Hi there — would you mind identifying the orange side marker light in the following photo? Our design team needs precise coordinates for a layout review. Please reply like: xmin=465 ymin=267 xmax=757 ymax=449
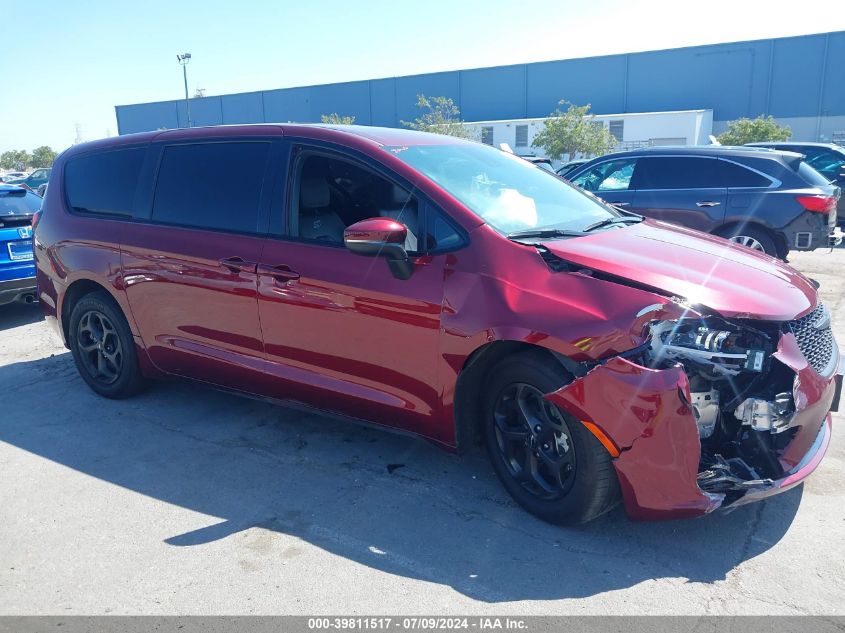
xmin=581 ymin=420 xmax=621 ymax=458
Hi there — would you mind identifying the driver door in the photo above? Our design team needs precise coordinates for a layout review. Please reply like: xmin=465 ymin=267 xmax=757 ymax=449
xmin=255 ymin=145 xmax=452 ymax=441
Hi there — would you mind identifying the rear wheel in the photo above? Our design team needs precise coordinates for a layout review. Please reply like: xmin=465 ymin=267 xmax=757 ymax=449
xmin=482 ymin=352 xmax=620 ymax=525
xmin=69 ymin=291 xmax=146 ymax=398
xmin=717 ymin=225 xmax=779 ymax=257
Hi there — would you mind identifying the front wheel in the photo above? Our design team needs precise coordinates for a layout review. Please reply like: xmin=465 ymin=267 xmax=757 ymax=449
xmin=68 ymin=291 xmax=147 ymax=399
xmin=483 ymin=352 xmax=620 ymax=525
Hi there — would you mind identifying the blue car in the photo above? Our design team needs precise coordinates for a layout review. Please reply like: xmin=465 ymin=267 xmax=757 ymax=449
xmin=0 ymin=184 xmax=40 ymax=306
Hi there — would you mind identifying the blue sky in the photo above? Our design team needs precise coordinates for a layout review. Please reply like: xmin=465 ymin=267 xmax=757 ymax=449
xmin=2 ymin=0 xmax=844 ymax=153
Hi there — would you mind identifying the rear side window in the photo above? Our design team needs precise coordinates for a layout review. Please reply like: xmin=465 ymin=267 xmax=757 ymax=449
xmin=716 ymin=160 xmax=772 ymax=188
xmin=152 ymin=142 xmax=270 ymax=233
xmin=634 ymin=157 xmax=719 ymax=190
xmin=65 ymin=148 xmax=145 ymax=215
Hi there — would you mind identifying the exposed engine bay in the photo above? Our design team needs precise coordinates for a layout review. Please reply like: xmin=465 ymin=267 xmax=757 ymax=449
xmin=638 ymin=315 xmax=801 ymax=501
xmin=536 ymin=246 xmax=837 ymax=518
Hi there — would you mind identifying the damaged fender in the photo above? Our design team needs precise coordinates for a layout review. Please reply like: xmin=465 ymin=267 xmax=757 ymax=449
xmin=545 ymin=357 xmax=724 ymax=520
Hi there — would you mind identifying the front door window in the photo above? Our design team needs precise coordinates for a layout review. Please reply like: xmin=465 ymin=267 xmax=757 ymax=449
xmin=292 ymin=153 xmax=421 ymax=253
xmin=254 ymin=147 xmax=449 ymax=439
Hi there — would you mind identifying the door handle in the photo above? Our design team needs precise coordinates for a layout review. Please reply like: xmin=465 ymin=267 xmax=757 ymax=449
xmin=219 ymin=256 xmax=257 ymax=273
xmin=609 ymin=201 xmax=630 ymax=206
xmin=696 ymin=201 xmax=721 ymax=207
xmin=257 ymin=263 xmax=300 ymax=283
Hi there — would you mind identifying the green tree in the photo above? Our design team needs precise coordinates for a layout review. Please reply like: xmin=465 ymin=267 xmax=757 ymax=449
xmin=717 ymin=115 xmax=791 ymax=145
xmin=401 ymin=94 xmax=474 ymax=139
xmin=0 ymin=149 xmax=32 ymax=171
xmin=531 ymin=101 xmax=616 ymax=160
xmin=320 ymin=113 xmax=356 ymax=125
xmin=30 ymin=146 xmax=57 ymax=168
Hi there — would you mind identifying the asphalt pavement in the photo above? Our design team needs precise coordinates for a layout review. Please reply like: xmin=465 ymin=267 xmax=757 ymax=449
xmin=0 ymin=249 xmax=843 ymax=615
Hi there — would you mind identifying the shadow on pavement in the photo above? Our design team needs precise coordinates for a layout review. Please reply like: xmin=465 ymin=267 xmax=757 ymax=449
xmin=0 ymin=302 xmax=43 ymax=331
xmin=0 ymin=352 xmax=803 ymax=603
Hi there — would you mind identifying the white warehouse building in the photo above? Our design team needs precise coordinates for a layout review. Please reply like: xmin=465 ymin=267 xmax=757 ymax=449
xmin=462 ymin=109 xmax=714 ymax=165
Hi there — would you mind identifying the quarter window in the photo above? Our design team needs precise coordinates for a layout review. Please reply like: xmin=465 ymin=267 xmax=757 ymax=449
xmin=424 ymin=209 xmax=464 ymax=252
xmin=65 ymin=147 xmax=146 ymax=216
xmin=152 ymin=142 xmax=270 ymax=233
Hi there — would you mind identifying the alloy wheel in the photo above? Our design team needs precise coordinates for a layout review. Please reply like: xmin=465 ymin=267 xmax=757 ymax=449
xmin=492 ymin=383 xmax=576 ymax=499
xmin=729 ymin=235 xmax=765 ymax=252
xmin=76 ymin=310 xmax=123 ymax=385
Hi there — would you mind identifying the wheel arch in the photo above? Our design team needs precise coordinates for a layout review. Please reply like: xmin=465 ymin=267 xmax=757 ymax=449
xmin=713 ymin=220 xmax=787 ymax=259
xmin=60 ymin=278 xmax=125 ymax=347
xmin=453 ymin=340 xmax=576 ymax=454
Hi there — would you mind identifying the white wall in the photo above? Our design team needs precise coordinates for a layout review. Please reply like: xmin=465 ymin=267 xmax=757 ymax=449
xmin=462 ymin=110 xmax=714 ymax=165
xmin=712 ymin=115 xmax=845 ymax=144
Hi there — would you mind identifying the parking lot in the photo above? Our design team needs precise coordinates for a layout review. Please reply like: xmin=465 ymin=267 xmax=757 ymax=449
xmin=0 ymin=247 xmax=842 ymax=616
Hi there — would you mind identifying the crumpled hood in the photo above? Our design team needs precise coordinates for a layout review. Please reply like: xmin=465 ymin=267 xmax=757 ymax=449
xmin=540 ymin=219 xmax=816 ymax=321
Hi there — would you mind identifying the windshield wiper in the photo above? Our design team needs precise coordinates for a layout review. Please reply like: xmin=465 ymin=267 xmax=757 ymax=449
xmin=582 ymin=215 xmax=643 ymax=232
xmin=507 ymin=228 xmax=585 ymax=241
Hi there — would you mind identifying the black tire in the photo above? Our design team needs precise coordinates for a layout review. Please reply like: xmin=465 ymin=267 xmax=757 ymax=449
xmin=68 ymin=291 xmax=147 ymax=399
xmin=482 ymin=351 xmax=620 ymax=525
xmin=716 ymin=225 xmax=779 ymax=258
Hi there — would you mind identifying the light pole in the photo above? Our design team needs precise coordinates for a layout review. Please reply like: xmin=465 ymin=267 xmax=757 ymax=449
xmin=176 ymin=53 xmax=192 ymax=128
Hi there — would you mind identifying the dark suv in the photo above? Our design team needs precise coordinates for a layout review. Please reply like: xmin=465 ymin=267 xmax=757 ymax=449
xmin=747 ymin=142 xmax=845 ymax=227
xmin=566 ymin=146 xmax=840 ymax=258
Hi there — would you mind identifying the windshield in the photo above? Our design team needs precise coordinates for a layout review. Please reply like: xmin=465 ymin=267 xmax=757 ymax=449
xmin=805 ymin=150 xmax=845 ymax=179
xmin=384 ymin=143 xmax=616 ymax=234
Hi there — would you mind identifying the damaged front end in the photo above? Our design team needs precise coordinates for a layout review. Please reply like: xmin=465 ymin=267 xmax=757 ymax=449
xmin=547 ymin=304 xmax=840 ymax=520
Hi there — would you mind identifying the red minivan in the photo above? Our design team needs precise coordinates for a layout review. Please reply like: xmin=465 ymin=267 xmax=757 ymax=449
xmin=34 ymin=125 xmax=841 ymax=524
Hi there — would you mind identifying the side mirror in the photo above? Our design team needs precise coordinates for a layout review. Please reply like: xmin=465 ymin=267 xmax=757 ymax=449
xmin=344 ymin=217 xmax=412 ymax=280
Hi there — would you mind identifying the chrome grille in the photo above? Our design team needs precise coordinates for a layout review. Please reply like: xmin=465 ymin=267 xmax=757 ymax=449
xmin=788 ymin=303 xmax=835 ymax=375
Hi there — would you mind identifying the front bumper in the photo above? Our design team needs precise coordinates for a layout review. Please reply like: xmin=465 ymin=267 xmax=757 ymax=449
xmin=545 ymin=336 xmax=838 ymax=521
xmin=728 ymin=414 xmax=831 ymax=508
xmin=0 ymin=276 xmax=37 ymax=306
